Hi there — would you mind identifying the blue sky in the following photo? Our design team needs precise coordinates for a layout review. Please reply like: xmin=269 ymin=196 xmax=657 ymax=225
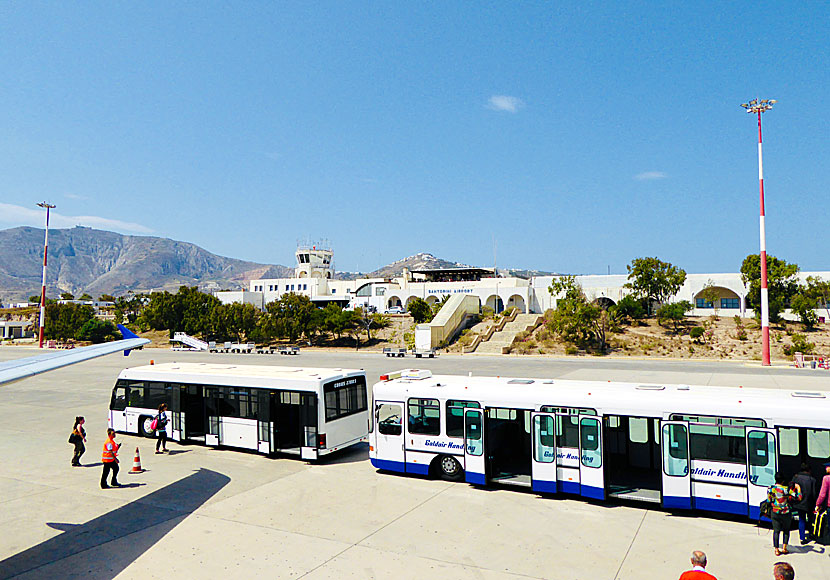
xmin=1 ymin=3 xmax=828 ymax=275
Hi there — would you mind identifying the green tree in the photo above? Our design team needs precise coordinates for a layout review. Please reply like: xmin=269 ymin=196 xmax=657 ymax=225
xmin=740 ymin=254 xmax=799 ymax=323
xmin=546 ymin=276 xmax=609 ymax=351
xmin=624 ymin=257 xmax=687 ymax=315
xmin=266 ymin=293 xmax=316 ymax=343
xmin=613 ymin=295 xmax=646 ymax=323
xmin=656 ymin=300 xmax=693 ymax=334
xmin=60 ymin=292 xmax=75 ymax=300
xmin=76 ymin=319 xmax=118 ymax=343
xmin=98 ymin=294 xmax=116 ymax=302
xmin=321 ymin=303 xmax=356 ymax=340
xmin=139 ymin=286 xmax=220 ymax=338
xmin=790 ymin=292 xmax=819 ymax=330
xmin=45 ymin=302 xmax=95 ymax=341
xmin=408 ymin=298 xmax=433 ymax=324
xmin=699 ymin=281 xmax=721 ymax=318
xmin=79 ymin=293 xmax=93 ymax=301
xmin=212 ymin=302 xmax=260 ymax=342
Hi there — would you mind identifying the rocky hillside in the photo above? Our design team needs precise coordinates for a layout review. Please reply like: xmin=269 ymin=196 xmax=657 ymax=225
xmin=366 ymin=252 xmax=470 ymax=279
xmin=0 ymin=226 xmax=292 ymax=300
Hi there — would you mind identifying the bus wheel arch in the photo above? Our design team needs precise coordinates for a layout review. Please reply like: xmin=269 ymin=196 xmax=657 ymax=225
xmin=432 ymin=454 xmax=463 ymax=481
xmin=139 ymin=415 xmax=155 ymax=437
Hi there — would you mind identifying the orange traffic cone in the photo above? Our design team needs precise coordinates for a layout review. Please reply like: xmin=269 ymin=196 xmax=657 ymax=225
xmin=130 ymin=447 xmax=144 ymax=473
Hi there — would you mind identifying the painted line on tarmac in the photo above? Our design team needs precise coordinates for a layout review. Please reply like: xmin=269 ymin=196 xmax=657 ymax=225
xmin=613 ymin=508 xmax=649 ymax=580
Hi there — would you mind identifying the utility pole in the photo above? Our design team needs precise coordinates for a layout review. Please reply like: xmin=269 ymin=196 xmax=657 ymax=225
xmin=36 ymin=202 xmax=56 ymax=348
xmin=740 ymin=98 xmax=776 ymax=366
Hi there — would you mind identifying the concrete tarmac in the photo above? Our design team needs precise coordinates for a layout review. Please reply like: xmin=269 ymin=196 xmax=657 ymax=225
xmin=1 ymin=347 xmax=829 ymax=579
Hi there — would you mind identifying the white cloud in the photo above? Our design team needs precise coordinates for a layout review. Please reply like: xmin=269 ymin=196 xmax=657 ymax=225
xmin=487 ymin=95 xmax=524 ymax=113
xmin=64 ymin=193 xmax=88 ymax=200
xmin=634 ymin=171 xmax=667 ymax=181
xmin=0 ymin=203 xmax=153 ymax=234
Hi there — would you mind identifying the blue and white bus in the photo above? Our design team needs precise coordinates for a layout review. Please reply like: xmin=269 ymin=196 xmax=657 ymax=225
xmin=370 ymin=369 xmax=830 ymax=519
xmin=109 ymin=362 xmax=368 ymax=460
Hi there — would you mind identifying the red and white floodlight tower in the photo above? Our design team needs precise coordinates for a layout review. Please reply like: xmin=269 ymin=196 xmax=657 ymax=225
xmin=740 ymin=98 xmax=776 ymax=366
xmin=36 ymin=202 xmax=55 ymax=348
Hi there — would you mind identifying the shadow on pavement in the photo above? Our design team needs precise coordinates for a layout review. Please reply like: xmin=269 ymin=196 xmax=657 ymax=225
xmin=318 ymin=442 xmax=369 ymax=465
xmin=0 ymin=468 xmax=230 ymax=579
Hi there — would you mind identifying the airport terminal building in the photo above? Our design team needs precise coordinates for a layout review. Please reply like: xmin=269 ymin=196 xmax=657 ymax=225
xmin=215 ymin=246 xmax=830 ymax=322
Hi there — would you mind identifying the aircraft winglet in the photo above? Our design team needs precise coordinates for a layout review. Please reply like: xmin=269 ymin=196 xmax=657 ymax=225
xmin=117 ymin=324 xmax=140 ymax=340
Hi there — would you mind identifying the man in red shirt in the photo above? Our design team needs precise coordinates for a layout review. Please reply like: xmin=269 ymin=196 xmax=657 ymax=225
xmin=678 ymin=551 xmax=717 ymax=580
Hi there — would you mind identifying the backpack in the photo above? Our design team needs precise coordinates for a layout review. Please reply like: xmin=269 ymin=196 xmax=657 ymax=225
xmin=150 ymin=417 xmax=158 ymax=431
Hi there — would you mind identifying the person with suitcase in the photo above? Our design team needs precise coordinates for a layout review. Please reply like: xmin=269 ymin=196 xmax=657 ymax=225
xmin=791 ymin=463 xmax=817 ymax=544
xmin=814 ymin=462 xmax=830 ymax=544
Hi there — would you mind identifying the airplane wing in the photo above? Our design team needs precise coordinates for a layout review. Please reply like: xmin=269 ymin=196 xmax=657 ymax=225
xmin=0 ymin=324 xmax=150 ymax=386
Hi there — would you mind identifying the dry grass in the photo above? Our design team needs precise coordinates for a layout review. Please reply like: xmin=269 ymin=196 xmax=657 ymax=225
xmin=511 ymin=315 xmax=830 ymax=361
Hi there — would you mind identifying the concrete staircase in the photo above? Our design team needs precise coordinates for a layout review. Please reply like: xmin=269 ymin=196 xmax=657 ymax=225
xmin=475 ymin=314 xmax=543 ymax=354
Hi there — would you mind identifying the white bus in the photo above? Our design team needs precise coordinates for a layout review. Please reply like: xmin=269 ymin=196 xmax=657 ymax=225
xmin=369 ymin=369 xmax=830 ymax=519
xmin=109 ymin=363 xmax=368 ymax=460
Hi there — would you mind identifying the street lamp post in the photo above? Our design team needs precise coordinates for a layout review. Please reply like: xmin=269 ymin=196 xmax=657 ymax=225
xmin=36 ymin=202 xmax=56 ymax=348
xmin=740 ymin=98 xmax=776 ymax=366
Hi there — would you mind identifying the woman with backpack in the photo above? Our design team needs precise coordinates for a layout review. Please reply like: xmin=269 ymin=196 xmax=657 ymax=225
xmin=768 ymin=471 xmax=802 ymax=556
xmin=69 ymin=416 xmax=86 ymax=466
xmin=155 ymin=403 xmax=169 ymax=453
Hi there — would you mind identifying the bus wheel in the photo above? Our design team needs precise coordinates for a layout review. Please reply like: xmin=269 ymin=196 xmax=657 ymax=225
xmin=438 ymin=455 xmax=462 ymax=481
xmin=139 ymin=415 xmax=154 ymax=437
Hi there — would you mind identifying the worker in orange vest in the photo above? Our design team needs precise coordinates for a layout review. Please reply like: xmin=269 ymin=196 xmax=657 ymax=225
xmin=100 ymin=428 xmax=122 ymax=489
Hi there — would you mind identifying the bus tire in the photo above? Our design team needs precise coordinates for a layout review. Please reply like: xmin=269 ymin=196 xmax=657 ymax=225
xmin=139 ymin=415 xmax=155 ymax=437
xmin=437 ymin=455 xmax=463 ymax=481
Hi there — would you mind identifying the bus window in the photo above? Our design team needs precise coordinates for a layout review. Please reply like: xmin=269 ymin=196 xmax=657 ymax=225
xmin=147 ymin=382 xmax=173 ymax=410
xmin=808 ymin=430 xmax=830 ymax=458
xmin=556 ymin=415 xmax=580 ymax=448
xmin=534 ymin=414 xmax=555 ymax=463
xmin=672 ymin=414 xmax=765 ymax=464
xmin=446 ymin=400 xmax=480 ymax=438
xmin=748 ymin=431 xmax=775 ymax=486
xmin=377 ymin=404 xmax=402 ymax=436
xmin=629 ymin=418 xmax=649 ymax=444
xmin=465 ymin=410 xmax=483 ymax=456
xmin=324 ymin=377 xmax=368 ymax=421
xmin=128 ymin=383 xmax=145 ymax=407
xmin=580 ymin=417 xmax=602 ymax=468
xmin=778 ymin=428 xmax=799 ymax=457
xmin=111 ymin=385 xmax=128 ymax=411
xmin=408 ymin=398 xmax=440 ymax=435
xmin=662 ymin=423 xmax=688 ymax=476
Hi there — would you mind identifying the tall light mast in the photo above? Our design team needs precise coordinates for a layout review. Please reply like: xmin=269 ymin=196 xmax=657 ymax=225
xmin=740 ymin=98 xmax=776 ymax=366
xmin=36 ymin=202 xmax=56 ymax=348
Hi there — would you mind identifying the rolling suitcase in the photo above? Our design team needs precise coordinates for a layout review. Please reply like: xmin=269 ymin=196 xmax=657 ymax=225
xmin=813 ymin=509 xmax=830 ymax=545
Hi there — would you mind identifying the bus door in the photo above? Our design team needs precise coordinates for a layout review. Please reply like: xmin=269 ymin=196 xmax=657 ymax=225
xmin=660 ymin=421 xmax=692 ymax=509
xmin=531 ymin=412 xmax=557 ymax=494
xmin=578 ymin=415 xmax=605 ymax=500
xmin=463 ymin=408 xmax=486 ymax=485
xmin=374 ymin=401 xmax=405 ymax=472
xmin=204 ymin=387 xmax=220 ymax=446
xmin=109 ymin=384 xmax=128 ymax=432
xmin=746 ymin=428 xmax=777 ymax=519
xmin=299 ymin=393 xmax=318 ymax=461
xmin=169 ymin=384 xmax=182 ymax=442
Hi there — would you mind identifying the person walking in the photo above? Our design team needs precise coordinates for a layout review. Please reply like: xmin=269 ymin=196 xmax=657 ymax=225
xmin=155 ymin=403 xmax=169 ymax=453
xmin=100 ymin=428 xmax=121 ymax=489
xmin=768 ymin=471 xmax=802 ymax=556
xmin=791 ymin=463 xmax=817 ymax=544
xmin=773 ymin=561 xmax=795 ymax=580
xmin=69 ymin=416 xmax=86 ymax=466
xmin=678 ymin=550 xmax=717 ymax=580
xmin=815 ymin=462 xmax=830 ymax=512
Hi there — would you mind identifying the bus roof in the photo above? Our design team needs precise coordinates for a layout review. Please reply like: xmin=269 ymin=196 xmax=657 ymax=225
xmin=118 ymin=362 xmax=364 ymax=389
xmin=373 ymin=371 xmax=830 ymax=429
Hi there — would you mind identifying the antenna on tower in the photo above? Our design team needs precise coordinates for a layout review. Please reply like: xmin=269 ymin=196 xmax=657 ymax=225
xmin=493 ymin=234 xmax=497 ymax=277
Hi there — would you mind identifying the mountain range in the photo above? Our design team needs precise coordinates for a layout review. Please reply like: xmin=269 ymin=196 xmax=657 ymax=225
xmin=0 ymin=227 xmax=553 ymax=302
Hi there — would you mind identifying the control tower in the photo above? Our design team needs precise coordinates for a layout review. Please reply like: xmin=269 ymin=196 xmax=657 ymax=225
xmin=295 ymin=243 xmax=333 ymax=279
